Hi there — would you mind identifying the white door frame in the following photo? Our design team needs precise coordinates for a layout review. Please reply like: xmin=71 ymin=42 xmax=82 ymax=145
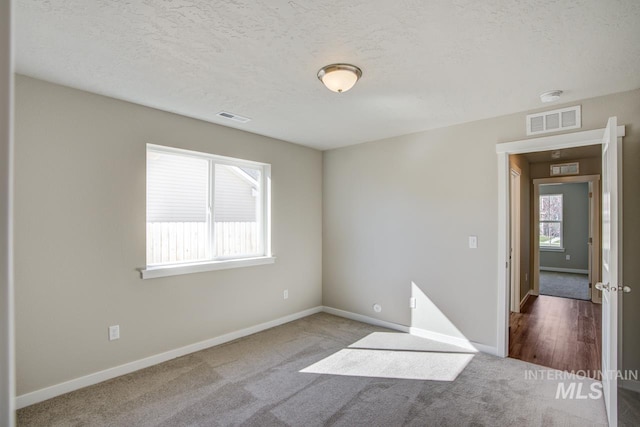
xmin=532 ymin=175 xmax=601 ymax=303
xmin=1 ymin=0 xmax=15 ymax=425
xmin=495 ymin=126 xmax=625 ymax=358
xmin=0 ymin=0 xmax=15 ymax=426
xmin=509 ymin=166 xmax=521 ymax=312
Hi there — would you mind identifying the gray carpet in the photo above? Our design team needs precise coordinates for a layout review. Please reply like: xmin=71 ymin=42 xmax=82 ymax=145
xmin=17 ymin=313 xmax=608 ymax=426
xmin=540 ymin=271 xmax=590 ymax=300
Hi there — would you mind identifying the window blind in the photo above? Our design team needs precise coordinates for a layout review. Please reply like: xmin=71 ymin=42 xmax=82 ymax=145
xmin=146 ymin=150 xmax=209 ymax=222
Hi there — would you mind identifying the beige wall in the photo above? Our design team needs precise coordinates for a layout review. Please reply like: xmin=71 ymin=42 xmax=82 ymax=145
xmin=14 ymin=76 xmax=323 ymax=395
xmin=323 ymin=89 xmax=640 ymax=373
xmin=1 ymin=0 xmax=15 ymax=424
xmin=323 ymin=117 xmax=505 ymax=346
xmin=509 ymin=154 xmax=531 ymax=304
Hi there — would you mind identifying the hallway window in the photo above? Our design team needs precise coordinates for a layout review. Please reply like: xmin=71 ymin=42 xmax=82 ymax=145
xmin=539 ymin=194 xmax=563 ymax=248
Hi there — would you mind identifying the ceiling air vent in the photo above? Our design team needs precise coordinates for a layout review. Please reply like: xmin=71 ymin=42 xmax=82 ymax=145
xmin=526 ymin=105 xmax=581 ymax=136
xmin=550 ymin=162 xmax=579 ymax=176
xmin=216 ymin=111 xmax=251 ymax=123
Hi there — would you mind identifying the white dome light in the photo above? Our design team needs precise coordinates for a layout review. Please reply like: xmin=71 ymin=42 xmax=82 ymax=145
xmin=317 ymin=64 xmax=362 ymax=93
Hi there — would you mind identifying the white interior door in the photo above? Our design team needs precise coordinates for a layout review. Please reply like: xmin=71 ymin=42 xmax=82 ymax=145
xmin=598 ymin=116 xmax=619 ymax=426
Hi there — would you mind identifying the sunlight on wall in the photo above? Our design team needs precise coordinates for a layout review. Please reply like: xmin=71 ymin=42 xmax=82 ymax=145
xmin=410 ymin=281 xmax=477 ymax=352
xmin=300 ymin=284 xmax=484 ymax=381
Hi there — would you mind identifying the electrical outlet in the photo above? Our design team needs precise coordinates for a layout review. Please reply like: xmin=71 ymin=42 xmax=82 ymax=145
xmin=283 ymin=289 xmax=288 ymax=300
xmin=409 ymin=297 xmax=417 ymax=309
xmin=566 ymin=254 xmax=571 ymax=260
xmin=469 ymin=235 xmax=478 ymax=249
xmin=108 ymin=325 xmax=120 ymax=341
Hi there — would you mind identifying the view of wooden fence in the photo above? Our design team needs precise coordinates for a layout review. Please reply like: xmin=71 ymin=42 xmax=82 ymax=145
xmin=146 ymin=221 xmax=258 ymax=265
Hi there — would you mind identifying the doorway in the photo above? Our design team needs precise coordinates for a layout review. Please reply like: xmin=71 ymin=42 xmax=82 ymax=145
xmin=533 ymin=176 xmax=601 ymax=305
xmin=496 ymin=120 xmax=625 ymax=426
xmin=507 ymin=149 xmax=603 ymax=376
xmin=496 ymin=125 xmax=625 ymax=362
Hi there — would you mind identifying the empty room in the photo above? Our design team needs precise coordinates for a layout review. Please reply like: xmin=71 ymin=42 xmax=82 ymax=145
xmin=1 ymin=1 xmax=640 ymax=426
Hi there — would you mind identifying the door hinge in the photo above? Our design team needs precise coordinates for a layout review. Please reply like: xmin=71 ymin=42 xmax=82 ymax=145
xmin=589 ymin=283 xmax=592 ymax=288
xmin=506 ymin=261 xmax=509 ymax=269
xmin=589 ymin=192 xmax=593 ymax=198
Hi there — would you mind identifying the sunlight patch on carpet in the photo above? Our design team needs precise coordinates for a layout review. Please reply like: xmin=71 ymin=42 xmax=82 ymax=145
xmin=300 ymin=349 xmax=474 ymax=381
xmin=348 ymin=332 xmax=477 ymax=353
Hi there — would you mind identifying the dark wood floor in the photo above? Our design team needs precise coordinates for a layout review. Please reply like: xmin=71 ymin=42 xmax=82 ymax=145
xmin=509 ymin=295 xmax=602 ymax=378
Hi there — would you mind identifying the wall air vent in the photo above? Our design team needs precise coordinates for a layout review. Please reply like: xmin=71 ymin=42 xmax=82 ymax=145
xmin=216 ymin=111 xmax=251 ymax=123
xmin=550 ymin=162 xmax=579 ymax=176
xmin=526 ymin=105 xmax=581 ymax=136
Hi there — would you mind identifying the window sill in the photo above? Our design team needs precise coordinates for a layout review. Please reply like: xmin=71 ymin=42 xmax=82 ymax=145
xmin=540 ymin=247 xmax=565 ymax=252
xmin=139 ymin=256 xmax=276 ymax=279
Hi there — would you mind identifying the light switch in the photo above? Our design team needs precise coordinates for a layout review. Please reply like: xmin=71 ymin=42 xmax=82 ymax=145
xmin=108 ymin=325 xmax=120 ymax=341
xmin=469 ymin=235 xmax=478 ymax=249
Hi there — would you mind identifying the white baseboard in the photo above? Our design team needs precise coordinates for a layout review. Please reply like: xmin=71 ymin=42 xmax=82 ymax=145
xmin=321 ymin=306 xmax=410 ymax=333
xmin=16 ymin=306 xmax=323 ymax=409
xmin=467 ymin=341 xmax=499 ymax=356
xmin=321 ymin=306 xmax=499 ymax=356
xmin=408 ymin=327 xmax=476 ymax=352
xmin=520 ymin=290 xmax=533 ymax=310
xmin=621 ymin=379 xmax=640 ymax=394
xmin=539 ymin=267 xmax=588 ymax=274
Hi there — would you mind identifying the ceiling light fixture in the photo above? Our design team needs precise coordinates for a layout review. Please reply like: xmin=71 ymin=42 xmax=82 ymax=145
xmin=317 ymin=63 xmax=362 ymax=93
xmin=540 ymin=90 xmax=563 ymax=103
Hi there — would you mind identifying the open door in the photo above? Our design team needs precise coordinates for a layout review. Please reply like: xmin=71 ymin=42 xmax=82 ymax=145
xmin=597 ymin=116 xmax=620 ymax=426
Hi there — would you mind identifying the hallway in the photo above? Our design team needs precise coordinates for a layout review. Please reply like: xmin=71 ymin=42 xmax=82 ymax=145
xmin=539 ymin=271 xmax=590 ymax=300
xmin=509 ymin=295 xmax=601 ymax=378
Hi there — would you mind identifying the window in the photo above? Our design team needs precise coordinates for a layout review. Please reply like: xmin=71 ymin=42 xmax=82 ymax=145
xmin=539 ymin=194 xmax=563 ymax=249
xmin=142 ymin=144 xmax=272 ymax=278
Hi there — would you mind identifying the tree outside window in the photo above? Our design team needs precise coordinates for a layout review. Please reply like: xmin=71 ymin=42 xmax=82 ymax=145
xmin=540 ymin=194 xmax=563 ymax=248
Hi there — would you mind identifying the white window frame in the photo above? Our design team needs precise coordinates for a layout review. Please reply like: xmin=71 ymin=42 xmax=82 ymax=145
xmin=539 ymin=193 xmax=564 ymax=251
xmin=140 ymin=144 xmax=273 ymax=279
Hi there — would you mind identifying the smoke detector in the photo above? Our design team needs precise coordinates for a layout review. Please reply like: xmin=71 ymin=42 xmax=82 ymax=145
xmin=540 ymin=90 xmax=563 ymax=103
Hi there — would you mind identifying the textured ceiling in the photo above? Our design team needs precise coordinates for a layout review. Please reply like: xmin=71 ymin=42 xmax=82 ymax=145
xmin=15 ymin=0 xmax=640 ymax=150
xmin=522 ymin=145 xmax=601 ymax=164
